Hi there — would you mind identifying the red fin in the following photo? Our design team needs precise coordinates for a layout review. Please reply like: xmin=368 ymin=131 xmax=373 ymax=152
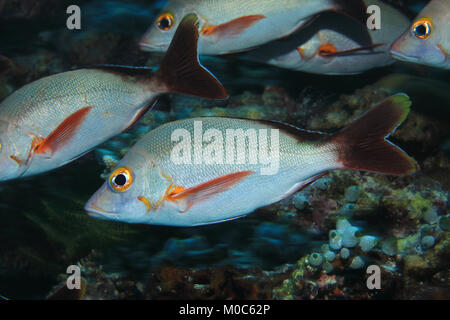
xmin=319 ymin=43 xmax=385 ymax=57
xmin=317 ymin=43 xmax=338 ymax=57
xmin=332 ymin=94 xmax=418 ymax=175
xmin=34 ymin=106 xmax=93 ymax=155
xmin=201 ymin=15 xmax=266 ymax=38
xmin=167 ymin=171 xmax=254 ymax=212
xmin=157 ymin=13 xmax=228 ymax=100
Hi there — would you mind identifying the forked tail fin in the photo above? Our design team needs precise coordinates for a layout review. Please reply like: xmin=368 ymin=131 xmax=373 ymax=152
xmin=331 ymin=94 xmax=418 ymax=175
xmin=157 ymin=13 xmax=228 ymax=100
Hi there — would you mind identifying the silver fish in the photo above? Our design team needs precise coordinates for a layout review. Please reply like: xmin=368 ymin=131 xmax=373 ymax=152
xmin=243 ymin=0 xmax=410 ymax=75
xmin=0 ymin=14 xmax=227 ymax=182
xmin=391 ymin=0 xmax=450 ymax=70
xmin=140 ymin=0 xmax=369 ymax=55
xmin=85 ymin=94 xmax=418 ymax=226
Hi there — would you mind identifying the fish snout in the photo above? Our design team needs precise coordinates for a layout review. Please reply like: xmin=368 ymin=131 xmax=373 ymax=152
xmin=390 ymin=37 xmax=421 ymax=63
xmin=138 ymin=37 xmax=168 ymax=52
xmin=84 ymin=184 xmax=121 ymax=220
xmin=390 ymin=49 xmax=420 ymax=63
xmin=84 ymin=202 xmax=113 ymax=220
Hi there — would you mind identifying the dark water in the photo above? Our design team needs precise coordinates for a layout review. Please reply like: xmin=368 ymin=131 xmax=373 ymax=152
xmin=0 ymin=0 xmax=448 ymax=300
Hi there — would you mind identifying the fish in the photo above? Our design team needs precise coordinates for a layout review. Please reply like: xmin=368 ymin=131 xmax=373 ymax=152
xmin=242 ymin=0 xmax=410 ymax=75
xmin=390 ymin=0 xmax=450 ymax=70
xmin=85 ymin=94 xmax=418 ymax=227
xmin=139 ymin=0 xmax=369 ymax=55
xmin=0 ymin=14 xmax=227 ymax=182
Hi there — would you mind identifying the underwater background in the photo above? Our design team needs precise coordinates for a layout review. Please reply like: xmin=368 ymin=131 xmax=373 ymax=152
xmin=0 ymin=0 xmax=448 ymax=300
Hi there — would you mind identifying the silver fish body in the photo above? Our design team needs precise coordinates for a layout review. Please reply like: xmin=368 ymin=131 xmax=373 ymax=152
xmin=140 ymin=0 xmax=368 ymax=55
xmin=244 ymin=0 xmax=410 ymax=75
xmin=0 ymin=69 xmax=156 ymax=180
xmin=391 ymin=0 xmax=450 ymax=69
xmin=86 ymin=94 xmax=418 ymax=226
xmin=0 ymin=14 xmax=227 ymax=182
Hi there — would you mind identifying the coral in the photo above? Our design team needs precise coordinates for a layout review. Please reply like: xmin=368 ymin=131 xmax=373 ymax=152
xmin=339 ymin=248 xmax=350 ymax=260
xmin=349 ymin=256 xmax=365 ymax=269
xmin=47 ymin=250 xmax=293 ymax=300
xmin=359 ymin=236 xmax=378 ymax=252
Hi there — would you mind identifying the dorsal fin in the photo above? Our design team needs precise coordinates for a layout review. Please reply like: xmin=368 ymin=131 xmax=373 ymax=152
xmin=253 ymin=119 xmax=330 ymax=141
xmin=156 ymin=13 xmax=228 ymax=100
xmin=92 ymin=65 xmax=154 ymax=80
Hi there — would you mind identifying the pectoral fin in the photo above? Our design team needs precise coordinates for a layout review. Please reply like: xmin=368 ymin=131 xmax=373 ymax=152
xmin=33 ymin=106 xmax=93 ymax=156
xmin=166 ymin=171 xmax=254 ymax=213
xmin=319 ymin=43 xmax=384 ymax=57
xmin=201 ymin=15 xmax=266 ymax=39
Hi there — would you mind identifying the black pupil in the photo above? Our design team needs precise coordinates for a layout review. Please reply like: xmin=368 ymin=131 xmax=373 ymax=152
xmin=159 ymin=17 xmax=170 ymax=29
xmin=114 ymin=174 xmax=127 ymax=186
xmin=415 ymin=24 xmax=427 ymax=36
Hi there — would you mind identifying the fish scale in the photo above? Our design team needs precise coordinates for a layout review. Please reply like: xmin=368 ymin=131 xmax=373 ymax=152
xmin=85 ymin=94 xmax=418 ymax=226
xmin=140 ymin=0 xmax=368 ymax=55
xmin=0 ymin=14 xmax=227 ymax=181
xmin=137 ymin=117 xmax=336 ymax=189
xmin=0 ymin=69 xmax=149 ymax=132
xmin=244 ymin=0 xmax=410 ymax=75
xmin=0 ymin=69 xmax=157 ymax=178
xmin=391 ymin=0 xmax=450 ymax=70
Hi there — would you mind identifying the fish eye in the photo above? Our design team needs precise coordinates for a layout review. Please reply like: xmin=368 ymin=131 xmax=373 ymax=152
xmin=412 ymin=18 xmax=432 ymax=39
xmin=109 ymin=167 xmax=133 ymax=192
xmin=156 ymin=12 xmax=174 ymax=31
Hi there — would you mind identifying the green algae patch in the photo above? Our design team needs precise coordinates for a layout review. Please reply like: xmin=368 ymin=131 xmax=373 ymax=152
xmin=382 ymin=190 xmax=435 ymax=220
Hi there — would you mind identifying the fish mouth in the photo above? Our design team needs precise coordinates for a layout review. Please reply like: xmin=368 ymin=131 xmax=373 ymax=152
xmin=390 ymin=50 xmax=420 ymax=62
xmin=138 ymin=41 xmax=167 ymax=52
xmin=84 ymin=203 xmax=119 ymax=219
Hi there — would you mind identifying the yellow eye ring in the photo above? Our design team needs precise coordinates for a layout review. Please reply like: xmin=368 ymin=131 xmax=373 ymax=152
xmin=156 ymin=12 xmax=175 ymax=31
xmin=412 ymin=18 xmax=432 ymax=39
xmin=109 ymin=167 xmax=133 ymax=192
